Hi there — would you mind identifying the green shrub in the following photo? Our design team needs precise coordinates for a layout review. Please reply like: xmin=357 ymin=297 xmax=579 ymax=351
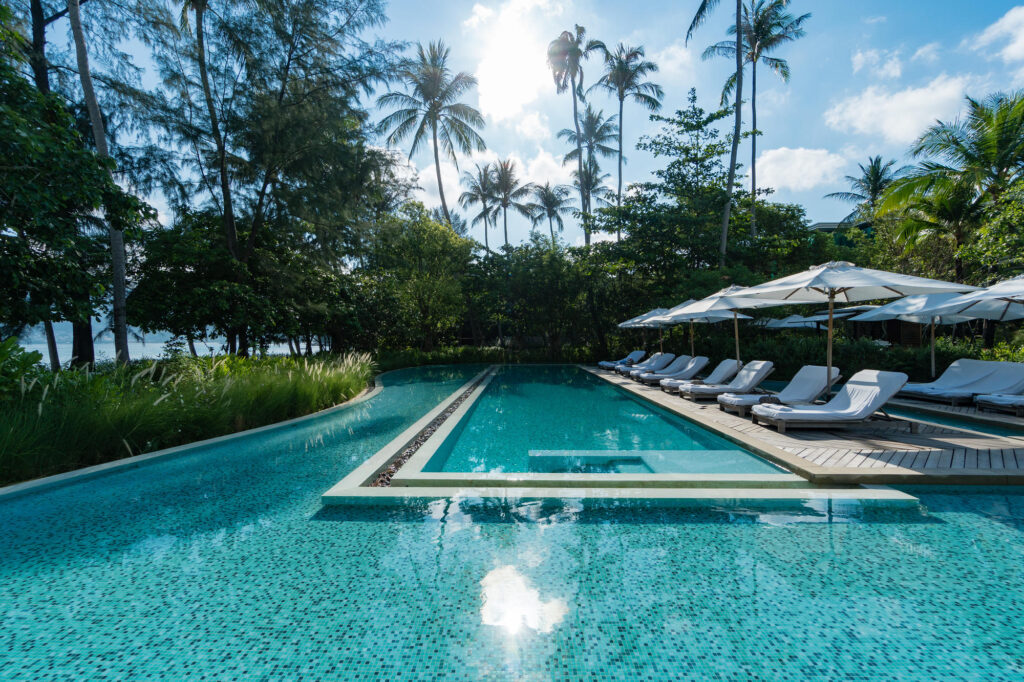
xmin=0 ymin=351 xmax=373 ymax=486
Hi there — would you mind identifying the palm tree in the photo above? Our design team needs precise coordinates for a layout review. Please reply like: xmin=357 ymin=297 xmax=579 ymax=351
xmin=688 ymin=0 xmax=743 ymax=265
xmin=703 ymin=0 xmax=809 ymax=236
xmin=879 ymin=92 xmax=1024 ymax=282
xmin=459 ymin=163 xmax=497 ymax=252
xmin=557 ymin=104 xmax=618 ymax=222
xmin=573 ymin=157 xmax=613 ymax=235
xmin=890 ymin=183 xmax=985 ymax=283
xmin=825 ymin=156 xmax=908 ymax=223
xmin=530 ymin=182 xmax=575 ymax=242
xmin=547 ymin=25 xmax=606 ymax=245
xmin=493 ymin=159 xmax=535 ymax=247
xmin=592 ymin=44 xmax=663 ymax=211
xmin=378 ymin=41 xmax=486 ymax=224
xmin=66 ymin=0 xmax=130 ymax=363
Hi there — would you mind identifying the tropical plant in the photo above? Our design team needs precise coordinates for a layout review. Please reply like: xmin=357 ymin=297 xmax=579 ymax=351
xmin=530 ymin=182 xmax=575 ymax=242
xmin=459 ymin=163 xmax=498 ymax=252
xmin=378 ymin=40 xmax=487 ymax=224
xmin=592 ymin=43 xmax=664 ymax=211
xmin=492 ymin=159 xmax=535 ymax=247
xmin=574 ymin=157 xmax=614 ymax=234
xmin=703 ymin=0 xmax=809 ymax=236
xmin=688 ymin=0 xmax=743 ymax=264
xmin=547 ymin=25 xmax=606 ymax=244
xmin=879 ymin=91 xmax=1024 ymax=281
xmin=558 ymin=104 xmax=618 ymax=222
xmin=825 ymin=156 xmax=908 ymax=223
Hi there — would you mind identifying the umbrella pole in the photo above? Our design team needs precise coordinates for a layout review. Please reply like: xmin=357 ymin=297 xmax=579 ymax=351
xmin=659 ymin=327 xmax=664 ymax=354
xmin=826 ymin=293 xmax=835 ymax=394
xmin=931 ymin=320 xmax=936 ymax=378
xmin=690 ymin=321 xmax=695 ymax=358
xmin=733 ymin=310 xmax=740 ymax=365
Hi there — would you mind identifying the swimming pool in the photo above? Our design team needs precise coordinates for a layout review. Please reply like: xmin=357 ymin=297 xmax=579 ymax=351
xmin=4 ymin=365 xmax=1024 ymax=679
xmin=422 ymin=365 xmax=783 ymax=475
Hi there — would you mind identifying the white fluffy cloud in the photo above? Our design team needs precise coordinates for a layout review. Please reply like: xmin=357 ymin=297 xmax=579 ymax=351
xmin=851 ymin=49 xmax=902 ymax=79
xmin=653 ymin=41 xmax=697 ymax=81
xmin=757 ymin=147 xmax=847 ymax=192
xmin=462 ymin=3 xmax=494 ymax=28
xmin=415 ymin=159 xmax=460 ymax=210
xmin=515 ymin=112 xmax=551 ymax=141
xmin=523 ymin=147 xmax=575 ymax=187
xmin=975 ymin=6 xmax=1024 ymax=63
xmin=824 ymin=74 xmax=971 ymax=144
xmin=912 ymin=42 xmax=941 ymax=63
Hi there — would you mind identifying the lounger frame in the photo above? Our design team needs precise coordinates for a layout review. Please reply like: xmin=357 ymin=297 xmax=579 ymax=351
xmin=750 ymin=410 xmax=919 ymax=434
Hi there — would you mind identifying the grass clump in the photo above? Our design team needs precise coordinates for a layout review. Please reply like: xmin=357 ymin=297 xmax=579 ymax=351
xmin=0 ymin=350 xmax=373 ymax=486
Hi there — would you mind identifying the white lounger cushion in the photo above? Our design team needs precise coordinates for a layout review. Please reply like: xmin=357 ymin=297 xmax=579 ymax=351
xmin=661 ymin=359 xmax=742 ymax=390
xmin=599 ymin=350 xmax=644 ymax=369
xmin=635 ymin=355 xmax=691 ymax=380
xmin=617 ymin=352 xmax=664 ymax=374
xmin=751 ymin=370 xmax=907 ymax=423
xmin=642 ymin=356 xmax=708 ymax=382
xmin=976 ymin=394 xmax=1024 ymax=408
xmin=683 ymin=361 xmax=774 ymax=397
xmin=629 ymin=353 xmax=675 ymax=376
xmin=901 ymin=360 xmax=1024 ymax=400
xmin=718 ymin=365 xmax=839 ymax=408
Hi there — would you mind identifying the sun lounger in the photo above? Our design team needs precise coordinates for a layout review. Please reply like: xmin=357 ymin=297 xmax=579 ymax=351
xmin=638 ymin=356 xmax=709 ymax=385
xmin=632 ymin=355 xmax=691 ymax=381
xmin=751 ymin=370 xmax=913 ymax=434
xmin=679 ymin=361 xmax=775 ymax=401
xmin=661 ymin=359 xmax=742 ymax=394
xmin=616 ymin=352 xmax=665 ymax=375
xmin=975 ymin=393 xmax=1024 ymax=418
xmin=599 ymin=350 xmax=645 ymax=370
xmin=898 ymin=359 xmax=1024 ymax=405
xmin=718 ymin=365 xmax=840 ymax=417
xmin=628 ymin=353 xmax=675 ymax=377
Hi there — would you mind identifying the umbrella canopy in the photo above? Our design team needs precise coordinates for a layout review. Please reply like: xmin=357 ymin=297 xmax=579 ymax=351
xmin=732 ymin=262 xmax=977 ymax=390
xmin=922 ymin=274 xmax=1024 ymax=322
xmin=618 ymin=308 xmax=670 ymax=328
xmin=850 ymin=293 xmax=975 ymax=378
xmin=648 ymin=302 xmax=752 ymax=356
xmin=660 ymin=286 xmax=791 ymax=363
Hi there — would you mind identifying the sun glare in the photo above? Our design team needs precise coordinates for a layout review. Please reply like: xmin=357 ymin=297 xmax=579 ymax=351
xmin=473 ymin=9 xmax=553 ymax=122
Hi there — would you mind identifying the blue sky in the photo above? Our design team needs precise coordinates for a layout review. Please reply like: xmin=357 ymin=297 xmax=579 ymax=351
xmin=375 ymin=0 xmax=1024 ymax=246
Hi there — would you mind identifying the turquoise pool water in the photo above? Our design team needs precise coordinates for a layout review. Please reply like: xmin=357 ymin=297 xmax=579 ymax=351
xmin=424 ymin=365 xmax=783 ymax=474
xmin=5 ymin=366 xmax=1024 ymax=679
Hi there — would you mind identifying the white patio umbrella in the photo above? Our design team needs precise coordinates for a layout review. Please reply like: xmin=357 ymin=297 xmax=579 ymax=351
xmin=732 ymin=261 xmax=978 ymax=390
xmin=849 ymin=293 xmax=973 ymax=378
xmin=923 ymin=274 xmax=1024 ymax=322
xmin=619 ymin=308 xmax=670 ymax=352
xmin=657 ymin=286 xmax=791 ymax=364
xmin=647 ymin=302 xmax=751 ymax=357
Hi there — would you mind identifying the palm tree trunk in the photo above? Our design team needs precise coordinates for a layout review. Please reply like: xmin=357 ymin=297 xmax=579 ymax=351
xmin=431 ymin=119 xmax=451 ymax=224
xmin=750 ymin=59 xmax=757 ymax=238
xmin=549 ymin=216 xmax=555 ymax=242
xmin=194 ymin=2 xmax=239 ymax=260
xmin=503 ymin=207 xmax=509 ymax=246
xmin=67 ymin=0 xmax=131 ymax=364
xmin=43 ymin=321 xmax=60 ymax=371
xmin=719 ymin=0 xmax=743 ymax=266
xmin=616 ymin=96 xmax=624 ymax=241
xmin=571 ymin=74 xmax=587 ymax=245
xmin=483 ymin=217 xmax=490 ymax=252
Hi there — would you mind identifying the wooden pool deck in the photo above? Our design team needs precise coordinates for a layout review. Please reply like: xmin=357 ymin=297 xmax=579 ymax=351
xmin=587 ymin=367 xmax=1024 ymax=485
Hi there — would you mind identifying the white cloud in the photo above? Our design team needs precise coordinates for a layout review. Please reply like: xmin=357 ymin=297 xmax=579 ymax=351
xmin=523 ymin=147 xmax=574 ymax=187
xmin=863 ymin=15 xmax=887 ymax=24
xmin=462 ymin=3 xmax=494 ymax=28
xmin=975 ymin=6 xmax=1024 ymax=63
xmin=480 ymin=566 xmax=568 ymax=635
xmin=757 ymin=147 xmax=847 ymax=192
xmin=515 ymin=112 xmax=551 ymax=141
xmin=912 ymin=42 xmax=941 ymax=63
xmin=851 ymin=49 xmax=902 ymax=79
xmin=468 ymin=0 xmax=567 ymax=122
xmin=654 ymin=41 xmax=697 ymax=81
xmin=824 ymin=74 xmax=971 ymax=144
xmin=414 ymin=159 xmax=461 ymax=210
